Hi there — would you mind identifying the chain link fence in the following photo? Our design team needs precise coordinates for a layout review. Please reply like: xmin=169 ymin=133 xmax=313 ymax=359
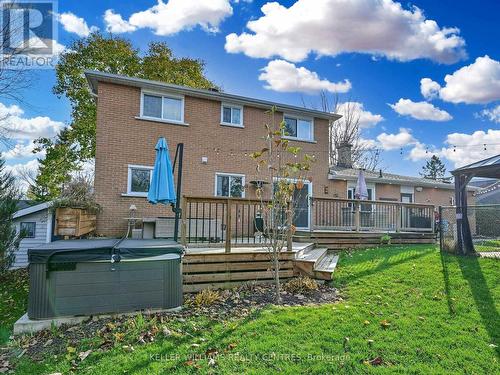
xmin=439 ymin=204 xmax=500 ymax=253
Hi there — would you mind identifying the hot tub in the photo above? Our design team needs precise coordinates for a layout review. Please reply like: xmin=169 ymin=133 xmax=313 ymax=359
xmin=27 ymin=239 xmax=184 ymax=320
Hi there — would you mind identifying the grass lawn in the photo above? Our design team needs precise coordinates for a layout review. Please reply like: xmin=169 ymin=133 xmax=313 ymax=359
xmin=8 ymin=245 xmax=500 ymax=374
xmin=0 ymin=269 xmax=29 ymax=344
xmin=475 ymin=239 xmax=500 ymax=252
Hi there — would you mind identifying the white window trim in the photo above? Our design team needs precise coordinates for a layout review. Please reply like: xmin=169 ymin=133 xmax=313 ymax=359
xmin=125 ymin=164 xmax=154 ymax=197
xmin=282 ymin=113 xmax=315 ymax=142
xmin=273 ymin=177 xmax=313 ymax=230
xmin=215 ymin=172 xmax=246 ymax=198
xmin=20 ymin=222 xmax=36 ymax=238
xmin=139 ymin=89 xmax=185 ymax=125
xmin=220 ymin=103 xmax=244 ymax=128
xmin=347 ymin=183 xmax=376 ymax=201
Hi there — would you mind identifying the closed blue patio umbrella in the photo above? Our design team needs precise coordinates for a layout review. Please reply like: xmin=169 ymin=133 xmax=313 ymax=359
xmin=148 ymin=137 xmax=177 ymax=205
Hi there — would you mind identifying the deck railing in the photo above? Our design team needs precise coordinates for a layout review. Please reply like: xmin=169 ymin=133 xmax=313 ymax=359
xmin=312 ymin=197 xmax=435 ymax=232
xmin=180 ymin=195 xmax=435 ymax=252
xmin=180 ymin=196 xmax=272 ymax=252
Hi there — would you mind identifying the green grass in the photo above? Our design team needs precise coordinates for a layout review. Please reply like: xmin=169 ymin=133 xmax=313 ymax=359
xmin=475 ymin=239 xmax=500 ymax=252
xmin=10 ymin=245 xmax=500 ymax=374
xmin=0 ymin=268 xmax=29 ymax=344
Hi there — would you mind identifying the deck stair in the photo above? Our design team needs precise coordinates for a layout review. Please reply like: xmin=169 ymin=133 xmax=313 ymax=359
xmin=294 ymin=230 xmax=435 ymax=249
xmin=294 ymin=246 xmax=338 ymax=281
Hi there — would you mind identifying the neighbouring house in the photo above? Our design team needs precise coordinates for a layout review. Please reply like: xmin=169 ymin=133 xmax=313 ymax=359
xmin=84 ymin=71 xmax=476 ymax=238
xmin=328 ymin=143 xmax=476 ymax=206
xmin=12 ymin=201 xmax=53 ymax=268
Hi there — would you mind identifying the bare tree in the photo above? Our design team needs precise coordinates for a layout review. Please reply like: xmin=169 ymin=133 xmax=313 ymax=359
xmin=319 ymin=91 xmax=381 ymax=170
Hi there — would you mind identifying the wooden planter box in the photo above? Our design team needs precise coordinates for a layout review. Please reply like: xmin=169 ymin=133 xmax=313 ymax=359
xmin=54 ymin=207 xmax=97 ymax=237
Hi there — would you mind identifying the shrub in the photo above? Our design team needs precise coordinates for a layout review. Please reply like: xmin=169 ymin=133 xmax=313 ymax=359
xmin=284 ymin=276 xmax=318 ymax=294
xmin=380 ymin=234 xmax=392 ymax=245
xmin=192 ymin=289 xmax=220 ymax=307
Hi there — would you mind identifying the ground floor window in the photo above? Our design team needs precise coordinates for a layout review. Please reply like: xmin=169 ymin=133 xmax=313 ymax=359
xmin=127 ymin=165 xmax=153 ymax=196
xmin=215 ymin=173 xmax=245 ymax=198
xmin=20 ymin=222 xmax=36 ymax=238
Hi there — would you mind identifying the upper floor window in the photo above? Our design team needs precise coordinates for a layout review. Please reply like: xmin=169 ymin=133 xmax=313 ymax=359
xmin=127 ymin=165 xmax=153 ymax=196
xmin=221 ymin=103 xmax=243 ymax=127
xmin=20 ymin=222 xmax=36 ymax=238
xmin=215 ymin=173 xmax=245 ymax=198
xmin=283 ymin=115 xmax=313 ymax=141
xmin=141 ymin=92 xmax=184 ymax=123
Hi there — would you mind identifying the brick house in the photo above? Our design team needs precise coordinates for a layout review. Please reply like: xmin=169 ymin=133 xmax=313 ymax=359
xmin=85 ymin=71 xmax=475 ymax=238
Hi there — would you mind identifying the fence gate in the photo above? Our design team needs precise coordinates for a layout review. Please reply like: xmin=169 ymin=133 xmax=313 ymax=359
xmin=439 ymin=204 xmax=500 ymax=253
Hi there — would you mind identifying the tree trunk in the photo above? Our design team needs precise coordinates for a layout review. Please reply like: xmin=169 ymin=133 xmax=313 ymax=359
xmin=273 ymin=248 xmax=282 ymax=304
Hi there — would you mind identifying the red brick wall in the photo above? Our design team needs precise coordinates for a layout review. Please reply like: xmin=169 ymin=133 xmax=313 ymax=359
xmin=95 ymin=82 xmax=333 ymax=236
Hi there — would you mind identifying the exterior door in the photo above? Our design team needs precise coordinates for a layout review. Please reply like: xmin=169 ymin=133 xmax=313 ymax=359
xmin=292 ymin=182 xmax=311 ymax=229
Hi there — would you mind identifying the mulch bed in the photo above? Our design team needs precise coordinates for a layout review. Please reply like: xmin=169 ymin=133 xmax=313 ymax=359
xmin=1 ymin=281 xmax=339 ymax=370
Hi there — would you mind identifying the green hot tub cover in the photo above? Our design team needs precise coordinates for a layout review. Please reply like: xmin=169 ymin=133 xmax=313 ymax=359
xmin=28 ymin=238 xmax=184 ymax=264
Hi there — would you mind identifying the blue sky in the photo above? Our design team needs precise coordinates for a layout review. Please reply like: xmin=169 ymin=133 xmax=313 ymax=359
xmin=2 ymin=0 xmax=499 ymax=181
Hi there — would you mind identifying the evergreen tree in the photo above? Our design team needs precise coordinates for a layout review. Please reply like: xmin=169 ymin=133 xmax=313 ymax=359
xmin=0 ymin=156 xmax=20 ymax=272
xmin=420 ymin=155 xmax=447 ymax=180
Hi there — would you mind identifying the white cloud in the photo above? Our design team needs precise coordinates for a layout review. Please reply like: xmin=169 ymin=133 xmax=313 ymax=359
xmin=0 ymin=102 xmax=65 ymax=141
xmin=336 ymin=101 xmax=383 ymax=129
xmin=389 ymin=98 xmax=452 ymax=121
xmin=104 ymin=10 xmax=137 ymax=33
xmin=2 ymin=141 xmax=41 ymax=160
xmin=56 ymin=12 xmax=98 ymax=37
xmin=103 ymin=0 xmax=233 ymax=36
xmin=420 ymin=78 xmax=441 ymax=100
xmin=225 ymin=0 xmax=466 ymax=63
xmin=476 ymin=105 xmax=500 ymax=124
xmin=258 ymin=60 xmax=351 ymax=94
xmin=421 ymin=56 xmax=500 ymax=104
xmin=376 ymin=128 xmax=416 ymax=150
xmin=408 ymin=129 xmax=500 ymax=167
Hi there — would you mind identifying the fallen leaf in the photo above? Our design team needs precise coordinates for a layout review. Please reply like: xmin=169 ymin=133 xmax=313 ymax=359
xmin=380 ymin=320 xmax=391 ymax=328
xmin=363 ymin=320 xmax=370 ymax=325
xmin=66 ymin=346 xmax=76 ymax=354
xmin=78 ymin=350 xmax=92 ymax=361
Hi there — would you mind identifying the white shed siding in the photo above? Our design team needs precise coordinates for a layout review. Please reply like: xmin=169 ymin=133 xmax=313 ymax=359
xmin=12 ymin=210 xmax=50 ymax=268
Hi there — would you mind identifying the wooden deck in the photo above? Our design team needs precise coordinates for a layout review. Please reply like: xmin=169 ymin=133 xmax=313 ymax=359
xmin=294 ymin=230 xmax=436 ymax=249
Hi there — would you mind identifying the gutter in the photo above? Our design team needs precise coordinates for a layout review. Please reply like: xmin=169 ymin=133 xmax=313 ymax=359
xmin=84 ymin=70 xmax=341 ymax=121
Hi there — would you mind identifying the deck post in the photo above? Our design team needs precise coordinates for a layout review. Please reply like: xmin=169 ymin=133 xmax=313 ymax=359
xmin=180 ymin=196 xmax=188 ymax=246
xmin=225 ymin=198 xmax=232 ymax=253
xmin=354 ymin=200 xmax=360 ymax=232
xmin=286 ymin=201 xmax=293 ymax=251
xmin=395 ymin=203 xmax=401 ymax=233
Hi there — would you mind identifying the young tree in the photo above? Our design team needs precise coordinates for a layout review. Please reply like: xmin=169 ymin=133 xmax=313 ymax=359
xmin=420 ymin=155 xmax=447 ymax=180
xmin=251 ymin=108 xmax=313 ymax=304
xmin=33 ymin=32 xmax=216 ymax=200
xmin=0 ymin=156 xmax=21 ymax=273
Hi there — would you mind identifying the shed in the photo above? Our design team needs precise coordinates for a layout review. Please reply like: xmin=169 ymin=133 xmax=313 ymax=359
xmin=12 ymin=202 xmax=53 ymax=268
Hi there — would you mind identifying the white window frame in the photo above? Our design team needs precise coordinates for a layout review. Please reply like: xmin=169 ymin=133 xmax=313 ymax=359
xmin=139 ymin=90 xmax=185 ymax=124
xmin=126 ymin=164 xmax=154 ymax=197
xmin=347 ymin=183 xmax=376 ymax=212
xmin=20 ymin=221 xmax=36 ymax=238
xmin=282 ymin=113 xmax=315 ymax=142
xmin=220 ymin=103 xmax=244 ymax=128
xmin=215 ymin=172 xmax=246 ymax=198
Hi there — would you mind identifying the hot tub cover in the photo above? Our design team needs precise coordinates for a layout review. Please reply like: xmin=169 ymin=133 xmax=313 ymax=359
xmin=28 ymin=238 xmax=184 ymax=264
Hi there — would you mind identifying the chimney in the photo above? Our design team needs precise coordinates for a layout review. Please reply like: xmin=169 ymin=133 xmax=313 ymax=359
xmin=337 ymin=142 xmax=353 ymax=168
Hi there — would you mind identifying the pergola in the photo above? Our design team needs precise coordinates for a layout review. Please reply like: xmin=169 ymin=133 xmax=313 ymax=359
xmin=451 ymin=154 xmax=500 ymax=255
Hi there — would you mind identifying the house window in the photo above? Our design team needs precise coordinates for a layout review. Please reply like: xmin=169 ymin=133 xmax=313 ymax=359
xmin=127 ymin=165 xmax=153 ymax=196
xmin=141 ymin=92 xmax=184 ymax=123
xmin=221 ymin=104 xmax=243 ymax=127
xmin=215 ymin=173 xmax=245 ymax=198
xmin=347 ymin=187 xmax=374 ymax=201
xmin=401 ymin=193 xmax=413 ymax=203
xmin=283 ymin=115 xmax=313 ymax=141
xmin=20 ymin=222 xmax=36 ymax=238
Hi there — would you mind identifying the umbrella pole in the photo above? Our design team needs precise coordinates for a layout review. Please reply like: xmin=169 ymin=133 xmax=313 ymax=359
xmin=172 ymin=143 xmax=184 ymax=242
